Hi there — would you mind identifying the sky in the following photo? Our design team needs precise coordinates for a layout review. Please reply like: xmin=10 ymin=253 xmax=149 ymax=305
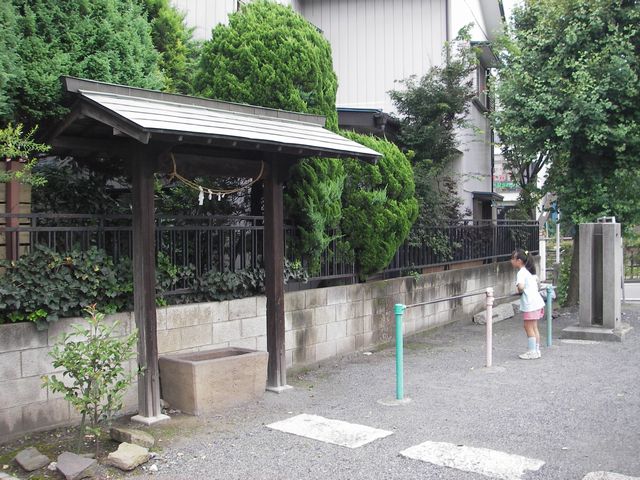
xmin=502 ymin=0 xmax=520 ymax=24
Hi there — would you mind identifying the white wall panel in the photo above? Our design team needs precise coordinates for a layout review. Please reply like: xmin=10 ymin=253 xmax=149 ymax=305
xmin=299 ymin=0 xmax=447 ymax=113
xmin=171 ymin=0 xmax=235 ymax=40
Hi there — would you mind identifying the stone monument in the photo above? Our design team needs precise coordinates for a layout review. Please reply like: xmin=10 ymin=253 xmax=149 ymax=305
xmin=562 ymin=218 xmax=632 ymax=341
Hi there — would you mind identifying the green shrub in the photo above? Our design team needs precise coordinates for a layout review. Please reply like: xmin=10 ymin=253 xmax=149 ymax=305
xmin=0 ymin=245 xmax=133 ymax=327
xmin=556 ymin=243 xmax=573 ymax=307
xmin=340 ymin=132 xmax=419 ymax=277
xmin=42 ymin=305 xmax=138 ymax=453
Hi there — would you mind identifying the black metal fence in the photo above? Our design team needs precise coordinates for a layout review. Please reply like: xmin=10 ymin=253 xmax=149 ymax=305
xmin=625 ymin=246 xmax=640 ymax=281
xmin=1 ymin=214 xmax=539 ymax=283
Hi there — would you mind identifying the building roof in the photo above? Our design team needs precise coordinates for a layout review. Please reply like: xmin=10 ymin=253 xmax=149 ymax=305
xmin=49 ymin=77 xmax=381 ymax=162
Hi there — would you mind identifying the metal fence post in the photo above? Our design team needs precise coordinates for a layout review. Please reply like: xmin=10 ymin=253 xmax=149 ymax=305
xmin=486 ymin=288 xmax=494 ymax=367
xmin=546 ymin=285 xmax=554 ymax=347
xmin=394 ymin=303 xmax=406 ymax=400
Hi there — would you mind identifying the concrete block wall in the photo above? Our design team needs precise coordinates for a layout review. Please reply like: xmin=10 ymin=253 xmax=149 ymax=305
xmin=0 ymin=259 xmax=518 ymax=440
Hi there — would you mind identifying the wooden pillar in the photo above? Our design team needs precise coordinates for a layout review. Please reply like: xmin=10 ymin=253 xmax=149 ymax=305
xmin=263 ymin=159 xmax=288 ymax=391
xmin=5 ymin=162 xmax=21 ymax=262
xmin=130 ymin=153 xmax=168 ymax=424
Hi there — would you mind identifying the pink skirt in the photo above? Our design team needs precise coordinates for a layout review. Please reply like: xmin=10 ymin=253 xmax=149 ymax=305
xmin=523 ymin=308 xmax=544 ymax=321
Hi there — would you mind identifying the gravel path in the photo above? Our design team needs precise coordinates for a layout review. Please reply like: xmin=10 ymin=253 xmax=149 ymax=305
xmin=130 ymin=304 xmax=640 ymax=480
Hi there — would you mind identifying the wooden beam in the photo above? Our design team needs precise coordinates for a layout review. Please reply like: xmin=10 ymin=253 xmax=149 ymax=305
xmin=263 ymin=158 xmax=288 ymax=390
xmin=80 ymin=102 xmax=150 ymax=144
xmin=130 ymin=149 xmax=168 ymax=424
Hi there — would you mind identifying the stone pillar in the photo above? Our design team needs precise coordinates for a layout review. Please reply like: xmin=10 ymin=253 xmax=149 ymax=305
xmin=563 ymin=221 xmax=630 ymax=341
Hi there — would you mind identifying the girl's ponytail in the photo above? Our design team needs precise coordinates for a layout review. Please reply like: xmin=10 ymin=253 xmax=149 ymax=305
xmin=512 ymin=248 xmax=536 ymax=275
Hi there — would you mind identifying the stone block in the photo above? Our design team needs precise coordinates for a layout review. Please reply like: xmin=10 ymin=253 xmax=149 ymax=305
xmin=337 ymin=301 xmax=363 ymax=321
xmin=158 ymin=347 xmax=268 ymax=415
xmin=286 ymin=350 xmax=294 ymax=368
xmin=181 ymin=324 xmax=213 ymax=350
xmin=241 ymin=316 xmax=266 ymax=338
xmin=355 ymin=332 xmax=374 ymax=350
xmin=0 ymin=406 xmax=23 ymax=439
xmin=326 ymin=321 xmax=347 ymax=340
xmin=47 ymin=317 xmax=83 ymax=346
xmin=155 ymin=308 xmax=168 ymax=331
xmin=256 ymin=296 xmax=267 ymax=315
xmin=289 ymin=345 xmax=314 ymax=365
xmin=21 ymin=399 xmax=70 ymax=432
xmin=228 ymin=297 xmax=258 ymax=320
xmin=15 ymin=447 xmax=50 ymax=472
xmin=0 ymin=323 xmax=47 ymax=353
xmin=292 ymin=326 xmax=326 ymax=348
xmin=336 ymin=336 xmax=356 ymax=355
xmin=472 ymin=303 xmax=515 ymax=325
xmin=326 ymin=286 xmax=346 ymax=305
xmin=0 ymin=377 xmax=47 ymax=409
xmin=284 ymin=291 xmax=305 ymax=312
xmin=561 ymin=323 xmax=632 ymax=342
xmin=315 ymin=341 xmax=337 ymax=362
xmin=229 ymin=337 xmax=257 ymax=350
xmin=289 ymin=309 xmax=314 ymax=330
xmin=305 ymin=289 xmax=327 ymax=309
xmin=212 ymin=320 xmax=241 ymax=344
xmin=256 ymin=335 xmax=267 ymax=352
xmin=346 ymin=317 xmax=364 ymax=336
xmin=106 ymin=442 xmax=150 ymax=471
xmin=56 ymin=452 xmax=96 ymax=480
xmin=0 ymin=351 xmax=21 ymax=380
xmin=363 ymin=299 xmax=373 ymax=316
xmin=347 ymin=284 xmax=365 ymax=302
xmin=21 ymin=347 xmax=59 ymax=377
xmin=157 ymin=329 xmax=182 ymax=354
xmin=313 ymin=306 xmax=335 ymax=325
xmin=363 ymin=315 xmax=373 ymax=332
xmin=110 ymin=427 xmax=155 ymax=448
xmin=165 ymin=304 xmax=202 ymax=329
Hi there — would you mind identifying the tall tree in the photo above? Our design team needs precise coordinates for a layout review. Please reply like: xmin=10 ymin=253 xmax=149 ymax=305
xmin=493 ymin=0 xmax=640 ymax=304
xmin=0 ymin=2 xmax=21 ymax=122
xmin=494 ymin=0 xmax=640 ymax=228
xmin=194 ymin=0 xmax=343 ymax=272
xmin=389 ymin=28 xmax=477 ymax=250
xmin=9 ymin=0 xmax=163 ymax=128
xmin=140 ymin=0 xmax=199 ymax=95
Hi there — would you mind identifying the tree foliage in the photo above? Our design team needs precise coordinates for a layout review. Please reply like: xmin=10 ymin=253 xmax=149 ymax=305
xmin=7 ymin=0 xmax=163 ymax=127
xmin=140 ymin=0 xmax=199 ymax=94
xmin=195 ymin=0 xmax=338 ymax=129
xmin=493 ymin=0 xmax=640 ymax=228
xmin=284 ymin=159 xmax=345 ymax=274
xmin=389 ymin=28 xmax=477 ymax=244
xmin=0 ymin=2 xmax=21 ymax=121
xmin=340 ymin=132 xmax=418 ymax=276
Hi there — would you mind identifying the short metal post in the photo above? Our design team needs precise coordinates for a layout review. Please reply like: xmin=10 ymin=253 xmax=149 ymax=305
xmin=394 ymin=304 xmax=406 ymax=400
xmin=546 ymin=285 xmax=553 ymax=347
xmin=485 ymin=288 xmax=494 ymax=368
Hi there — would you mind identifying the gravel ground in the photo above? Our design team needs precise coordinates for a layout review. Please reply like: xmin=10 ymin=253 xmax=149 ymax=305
xmin=129 ymin=304 xmax=640 ymax=480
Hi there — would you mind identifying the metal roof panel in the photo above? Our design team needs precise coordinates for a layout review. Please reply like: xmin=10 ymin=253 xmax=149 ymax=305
xmin=78 ymin=90 xmax=380 ymax=159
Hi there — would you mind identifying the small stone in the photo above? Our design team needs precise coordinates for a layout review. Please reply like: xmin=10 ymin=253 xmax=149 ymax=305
xmin=48 ymin=462 xmax=58 ymax=471
xmin=106 ymin=442 xmax=150 ymax=471
xmin=0 ymin=472 xmax=20 ymax=480
xmin=56 ymin=452 xmax=97 ymax=480
xmin=14 ymin=447 xmax=50 ymax=472
xmin=363 ymin=352 xmax=372 ymax=356
xmin=110 ymin=427 xmax=155 ymax=448
xmin=149 ymin=464 xmax=158 ymax=472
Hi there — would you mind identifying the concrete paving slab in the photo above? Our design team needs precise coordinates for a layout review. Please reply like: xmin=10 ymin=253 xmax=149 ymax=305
xmin=400 ymin=440 xmax=545 ymax=480
xmin=582 ymin=472 xmax=640 ymax=480
xmin=266 ymin=414 xmax=393 ymax=448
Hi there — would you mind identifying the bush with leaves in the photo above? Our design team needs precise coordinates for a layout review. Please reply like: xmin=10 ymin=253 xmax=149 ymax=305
xmin=8 ymin=0 xmax=163 ymax=127
xmin=0 ymin=123 xmax=49 ymax=186
xmin=0 ymin=246 xmax=133 ymax=326
xmin=340 ymin=132 xmax=418 ymax=277
xmin=42 ymin=304 xmax=138 ymax=453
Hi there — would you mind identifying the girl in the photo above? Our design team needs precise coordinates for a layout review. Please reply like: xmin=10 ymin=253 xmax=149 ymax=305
xmin=510 ymin=249 xmax=545 ymax=359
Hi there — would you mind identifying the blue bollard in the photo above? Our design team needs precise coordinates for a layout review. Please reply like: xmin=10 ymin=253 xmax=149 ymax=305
xmin=394 ymin=303 xmax=406 ymax=400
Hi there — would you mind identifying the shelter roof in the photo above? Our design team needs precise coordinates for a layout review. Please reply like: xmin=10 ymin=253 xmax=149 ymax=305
xmin=48 ymin=77 xmax=380 ymax=162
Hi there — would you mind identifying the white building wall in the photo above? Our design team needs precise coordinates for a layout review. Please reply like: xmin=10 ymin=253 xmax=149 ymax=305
xmin=299 ymin=0 xmax=447 ymax=113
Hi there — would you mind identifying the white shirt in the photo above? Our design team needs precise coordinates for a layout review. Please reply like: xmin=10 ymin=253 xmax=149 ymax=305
xmin=516 ymin=267 xmax=545 ymax=312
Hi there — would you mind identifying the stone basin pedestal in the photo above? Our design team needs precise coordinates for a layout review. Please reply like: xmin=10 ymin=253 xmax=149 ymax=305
xmin=159 ymin=347 xmax=269 ymax=415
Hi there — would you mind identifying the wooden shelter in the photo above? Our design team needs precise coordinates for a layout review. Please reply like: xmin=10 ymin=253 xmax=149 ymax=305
xmin=46 ymin=77 xmax=380 ymax=423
